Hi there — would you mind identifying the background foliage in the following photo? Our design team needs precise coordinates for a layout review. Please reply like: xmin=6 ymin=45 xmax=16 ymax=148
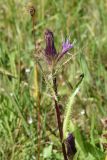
xmin=0 ymin=0 xmax=107 ymax=159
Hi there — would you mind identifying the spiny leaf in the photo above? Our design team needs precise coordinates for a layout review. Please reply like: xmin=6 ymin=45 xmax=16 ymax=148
xmin=63 ymin=74 xmax=84 ymax=139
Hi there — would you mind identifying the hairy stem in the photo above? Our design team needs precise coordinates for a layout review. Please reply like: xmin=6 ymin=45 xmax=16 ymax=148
xmin=52 ymin=72 xmax=68 ymax=160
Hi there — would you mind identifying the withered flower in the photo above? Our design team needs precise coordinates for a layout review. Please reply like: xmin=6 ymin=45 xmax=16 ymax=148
xmin=45 ymin=29 xmax=57 ymax=64
xmin=28 ymin=5 xmax=36 ymax=17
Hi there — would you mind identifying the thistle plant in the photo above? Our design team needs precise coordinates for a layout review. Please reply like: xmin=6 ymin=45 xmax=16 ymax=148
xmin=43 ymin=29 xmax=75 ymax=160
xmin=28 ymin=4 xmax=77 ymax=158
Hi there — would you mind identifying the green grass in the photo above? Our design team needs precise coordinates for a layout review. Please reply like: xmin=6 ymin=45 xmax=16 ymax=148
xmin=0 ymin=0 xmax=107 ymax=159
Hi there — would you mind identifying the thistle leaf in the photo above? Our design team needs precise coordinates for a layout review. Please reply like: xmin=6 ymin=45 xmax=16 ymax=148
xmin=63 ymin=74 xmax=84 ymax=139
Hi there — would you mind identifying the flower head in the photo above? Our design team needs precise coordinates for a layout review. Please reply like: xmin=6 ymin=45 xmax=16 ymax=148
xmin=44 ymin=29 xmax=57 ymax=63
xmin=66 ymin=133 xmax=76 ymax=157
xmin=44 ymin=29 xmax=73 ymax=64
xmin=62 ymin=39 xmax=73 ymax=55
xmin=57 ymin=39 xmax=73 ymax=61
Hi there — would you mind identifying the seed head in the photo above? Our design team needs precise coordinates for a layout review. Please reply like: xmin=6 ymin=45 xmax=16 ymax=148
xmin=27 ymin=3 xmax=36 ymax=17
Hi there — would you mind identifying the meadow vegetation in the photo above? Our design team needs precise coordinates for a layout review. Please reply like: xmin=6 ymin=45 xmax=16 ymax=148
xmin=0 ymin=0 xmax=107 ymax=159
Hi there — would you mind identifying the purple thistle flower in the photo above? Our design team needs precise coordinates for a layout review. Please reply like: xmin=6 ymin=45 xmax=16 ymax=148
xmin=44 ymin=29 xmax=73 ymax=64
xmin=57 ymin=39 xmax=73 ymax=61
xmin=44 ymin=29 xmax=57 ymax=64
xmin=66 ymin=133 xmax=76 ymax=157
xmin=62 ymin=39 xmax=73 ymax=55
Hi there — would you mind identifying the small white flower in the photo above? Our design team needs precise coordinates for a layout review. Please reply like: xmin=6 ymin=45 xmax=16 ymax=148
xmin=80 ymin=110 xmax=85 ymax=115
xmin=28 ymin=116 xmax=33 ymax=124
xmin=25 ymin=68 xmax=30 ymax=73
xmin=10 ymin=92 xmax=14 ymax=97
xmin=32 ymin=155 xmax=36 ymax=159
